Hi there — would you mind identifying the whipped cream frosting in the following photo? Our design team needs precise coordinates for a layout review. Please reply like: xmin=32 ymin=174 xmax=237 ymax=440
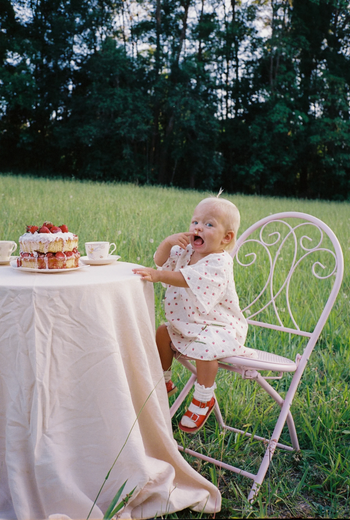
xmin=19 ymin=232 xmax=77 ymax=243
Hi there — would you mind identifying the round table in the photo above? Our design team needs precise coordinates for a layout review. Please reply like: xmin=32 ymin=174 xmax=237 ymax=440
xmin=0 ymin=261 xmax=220 ymax=520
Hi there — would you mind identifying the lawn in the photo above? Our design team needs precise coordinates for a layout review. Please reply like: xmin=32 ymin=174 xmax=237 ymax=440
xmin=0 ymin=174 xmax=349 ymax=518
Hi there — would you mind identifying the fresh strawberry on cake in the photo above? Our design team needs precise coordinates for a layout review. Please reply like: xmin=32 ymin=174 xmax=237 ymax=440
xmin=18 ymin=222 xmax=80 ymax=269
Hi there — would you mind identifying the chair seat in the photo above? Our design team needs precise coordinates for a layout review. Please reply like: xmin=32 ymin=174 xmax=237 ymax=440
xmin=219 ymin=350 xmax=297 ymax=372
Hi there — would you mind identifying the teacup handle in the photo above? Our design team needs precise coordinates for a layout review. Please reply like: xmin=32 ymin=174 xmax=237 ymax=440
xmin=109 ymin=243 xmax=116 ymax=255
xmin=10 ymin=242 xmax=17 ymax=253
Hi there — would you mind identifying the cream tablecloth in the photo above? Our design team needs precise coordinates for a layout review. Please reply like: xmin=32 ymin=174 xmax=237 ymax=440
xmin=0 ymin=262 xmax=221 ymax=519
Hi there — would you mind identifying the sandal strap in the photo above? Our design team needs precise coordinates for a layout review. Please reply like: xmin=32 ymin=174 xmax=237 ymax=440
xmin=191 ymin=397 xmax=213 ymax=408
xmin=183 ymin=410 xmax=201 ymax=422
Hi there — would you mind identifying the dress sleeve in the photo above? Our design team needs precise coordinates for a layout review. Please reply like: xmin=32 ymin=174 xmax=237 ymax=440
xmin=154 ymin=245 xmax=182 ymax=271
xmin=180 ymin=254 xmax=231 ymax=314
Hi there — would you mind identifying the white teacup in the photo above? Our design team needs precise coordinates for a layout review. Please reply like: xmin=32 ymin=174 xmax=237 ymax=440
xmin=0 ymin=241 xmax=17 ymax=262
xmin=85 ymin=241 xmax=117 ymax=260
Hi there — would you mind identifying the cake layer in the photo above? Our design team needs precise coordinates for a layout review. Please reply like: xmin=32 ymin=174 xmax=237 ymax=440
xmin=19 ymin=232 xmax=78 ymax=254
xmin=18 ymin=250 xmax=80 ymax=269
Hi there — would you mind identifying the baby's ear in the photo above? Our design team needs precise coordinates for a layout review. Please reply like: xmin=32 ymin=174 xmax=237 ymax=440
xmin=222 ymin=231 xmax=234 ymax=244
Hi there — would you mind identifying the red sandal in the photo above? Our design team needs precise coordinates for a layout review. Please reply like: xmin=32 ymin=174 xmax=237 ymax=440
xmin=166 ymin=380 xmax=178 ymax=397
xmin=179 ymin=396 xmax=216 ymax=434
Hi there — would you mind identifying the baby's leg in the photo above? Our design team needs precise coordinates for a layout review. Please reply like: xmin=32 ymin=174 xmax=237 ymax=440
xmin=156 ymin=324 xmax=174 ymax=371
xmin=156 ymin=324 xmax=177 ymax=397
xmin=196 ymin=359 xmax=218 ymax=387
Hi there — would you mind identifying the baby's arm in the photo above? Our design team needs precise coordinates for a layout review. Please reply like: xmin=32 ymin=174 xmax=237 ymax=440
xmin=133 ymin=266 xmax=189 ymax=287
xmin=154 ymin=232 xmax=195 ymax=266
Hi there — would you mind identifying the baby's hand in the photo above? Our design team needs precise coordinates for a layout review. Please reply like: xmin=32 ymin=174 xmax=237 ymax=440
xmin=132 ymin=266 xmax=159 ymax=283
xmin=165 ymin=232 xmax=195 ymax=250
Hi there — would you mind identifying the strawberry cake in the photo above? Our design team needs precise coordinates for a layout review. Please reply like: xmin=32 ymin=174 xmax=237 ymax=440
xmin=17 ymin=222 xmax=80 ymax=269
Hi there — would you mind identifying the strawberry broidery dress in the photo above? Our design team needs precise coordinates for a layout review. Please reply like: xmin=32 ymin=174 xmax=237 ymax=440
xmin=158 ymin=245 xmax=257 ymax=361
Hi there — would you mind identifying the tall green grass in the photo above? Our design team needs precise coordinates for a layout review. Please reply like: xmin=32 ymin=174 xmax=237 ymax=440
xmin=1 ymin=174 xmax=349 ymax=518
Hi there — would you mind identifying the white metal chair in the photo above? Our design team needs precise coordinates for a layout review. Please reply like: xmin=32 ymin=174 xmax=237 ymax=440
xmin=170 ymin=212 xmax=344 ymax=502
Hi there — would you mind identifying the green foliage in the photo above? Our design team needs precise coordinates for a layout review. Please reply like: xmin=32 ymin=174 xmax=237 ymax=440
xmin=1 ymin=1 xmax=350 ymax=199
xmin=103 ymin=482 xmax=136 ymax=519
xmin=55 ymin=37 xmax=152 ymax=180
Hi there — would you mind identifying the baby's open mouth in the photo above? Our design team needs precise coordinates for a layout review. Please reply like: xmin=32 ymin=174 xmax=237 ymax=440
xmin=194 ymin=235 xmax=204 ymax=246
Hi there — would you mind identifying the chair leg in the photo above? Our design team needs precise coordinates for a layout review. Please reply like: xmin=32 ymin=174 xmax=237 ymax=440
xmin=247 ymin=394 xmax=298 ymax=502
xmin=250 ymin=362 xmax=311 ymax=501
xmin=254 ymin=373 xmax=300 ymax=451
xmin=170 ymin=373 xmax=197 ymax=418
xmin=212 ymin=398 xmax=225 ymax=428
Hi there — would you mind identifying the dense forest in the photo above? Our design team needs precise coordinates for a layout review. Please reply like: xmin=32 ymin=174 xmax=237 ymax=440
xmin=1 ymin=0 xmax=350 ymax=199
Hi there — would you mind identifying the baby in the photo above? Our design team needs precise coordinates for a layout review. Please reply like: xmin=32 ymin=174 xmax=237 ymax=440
xmin=133 ymin=196 xmax=256 ymax=434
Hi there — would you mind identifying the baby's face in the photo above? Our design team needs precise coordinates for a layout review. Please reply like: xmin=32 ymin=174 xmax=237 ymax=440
xmin=189 ymin=202 xmax=229 ymax=257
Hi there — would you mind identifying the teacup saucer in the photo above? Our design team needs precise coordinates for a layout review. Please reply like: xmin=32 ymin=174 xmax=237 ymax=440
xmin=0 ymin=256 xmax=18 ymax=265
xmin=80 ymin=255 xmax=121 ymax=266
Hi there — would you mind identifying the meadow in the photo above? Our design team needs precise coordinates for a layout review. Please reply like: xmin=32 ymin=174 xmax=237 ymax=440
xmin=0 ymin=174 xmax=349 ymax=519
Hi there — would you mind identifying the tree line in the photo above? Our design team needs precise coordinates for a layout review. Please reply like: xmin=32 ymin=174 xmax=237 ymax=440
xmin=1 ymin=0 xmax=350 ymax=200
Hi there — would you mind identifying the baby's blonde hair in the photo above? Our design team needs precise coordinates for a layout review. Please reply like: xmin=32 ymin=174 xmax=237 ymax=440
xmin=196 ymin=196 xmax=240 ymax=252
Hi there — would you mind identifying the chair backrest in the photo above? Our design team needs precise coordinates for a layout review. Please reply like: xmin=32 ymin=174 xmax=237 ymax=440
xmin=231 ymin=212 xmax=344 ymax=361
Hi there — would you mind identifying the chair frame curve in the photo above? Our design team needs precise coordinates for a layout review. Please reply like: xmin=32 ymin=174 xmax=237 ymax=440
xmin=170 ymin=211 xmax=344 ymax=502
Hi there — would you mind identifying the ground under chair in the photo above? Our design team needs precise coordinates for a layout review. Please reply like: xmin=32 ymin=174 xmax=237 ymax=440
xmin=170 ymin=211 xmax=344 ymax=502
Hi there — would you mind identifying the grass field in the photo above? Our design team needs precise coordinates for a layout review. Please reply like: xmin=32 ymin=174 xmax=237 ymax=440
xmin=0 ymin=174 xmax=349 ymax=519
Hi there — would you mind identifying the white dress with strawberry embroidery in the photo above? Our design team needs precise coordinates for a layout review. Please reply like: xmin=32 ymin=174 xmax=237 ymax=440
xmin=158 ymin=245 xmax=257 ymax=361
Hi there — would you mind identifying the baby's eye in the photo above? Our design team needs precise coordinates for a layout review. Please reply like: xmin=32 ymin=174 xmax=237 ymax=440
xmin=206 ymin=222 xmax=213 ymax=227
xmin=192 ymin=220 xmax=198 ymax=225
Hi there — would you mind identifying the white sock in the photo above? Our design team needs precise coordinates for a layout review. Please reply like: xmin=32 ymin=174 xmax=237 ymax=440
xmin=192 ymin=381 xmax=216 ymax=403
xmin=163 ymin=370 xmax=172 ymax=383
xmin=180 ymin=382 xmax=216 ymax=428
